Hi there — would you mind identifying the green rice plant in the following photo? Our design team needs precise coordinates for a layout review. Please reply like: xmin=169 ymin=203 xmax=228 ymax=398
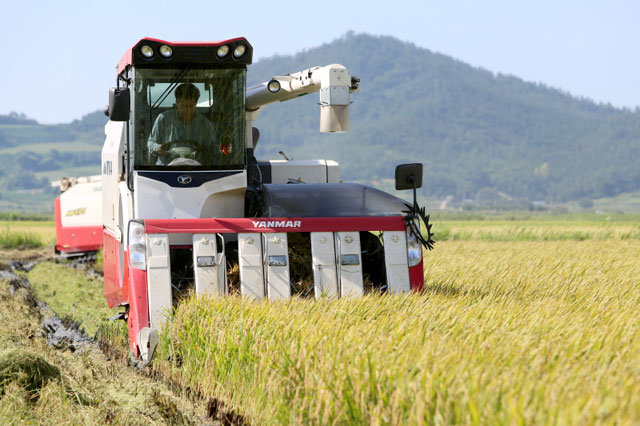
xmin=0 ymin=229 xmax=43 ymax=249
xmin=431 ymin=223 xmax=451 ymax=241
xmin=93 ymin=248 xmax=104 ymax=274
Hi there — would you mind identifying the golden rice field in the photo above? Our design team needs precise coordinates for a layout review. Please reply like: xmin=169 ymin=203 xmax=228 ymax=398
xmin=435 ymin=217 xmax=640 ymax=241
xmin=10 ymin=216 xmax=640 ymax=423
xmin=156 ymin=239 xmax=640 ymax=424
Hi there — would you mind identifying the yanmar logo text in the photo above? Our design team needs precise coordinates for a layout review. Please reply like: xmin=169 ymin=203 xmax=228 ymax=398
xmin=251 ymin=220 xmax=302 ymax=228
xmin=65 ymin=208 xmax=86 ymax=217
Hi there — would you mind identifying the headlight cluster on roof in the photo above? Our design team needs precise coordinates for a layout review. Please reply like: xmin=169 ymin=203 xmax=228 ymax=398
xmin=137 ymin=42 xmax=249 ymax=63
xmin=139 ymin=44 xmax=173 ymax=59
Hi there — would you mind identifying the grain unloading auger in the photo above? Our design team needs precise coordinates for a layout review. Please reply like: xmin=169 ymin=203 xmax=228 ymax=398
xmin=102 ymin=37 xmax=434 ymax=363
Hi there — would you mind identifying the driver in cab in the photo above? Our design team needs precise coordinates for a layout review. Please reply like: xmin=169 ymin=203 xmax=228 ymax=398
xmin=147 ymin=83 xmax=216 ymax=166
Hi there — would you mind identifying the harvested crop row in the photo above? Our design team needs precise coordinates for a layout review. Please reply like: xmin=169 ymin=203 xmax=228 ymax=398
xmin=0 ymin=263 xmax=211 ymax=424
xmin=157 ymin=240 xmax=640 ymax=424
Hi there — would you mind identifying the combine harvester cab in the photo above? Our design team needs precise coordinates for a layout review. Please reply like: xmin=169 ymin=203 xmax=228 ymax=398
xmin=102 ymin=37 xmax=434 ymax=362
xmin=52 ymin=175 xmax=103 ymax=257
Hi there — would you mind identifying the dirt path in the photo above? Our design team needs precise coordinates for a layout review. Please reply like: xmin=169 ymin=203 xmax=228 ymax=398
xmin=0 ymin=249 xmax=244 ymax=424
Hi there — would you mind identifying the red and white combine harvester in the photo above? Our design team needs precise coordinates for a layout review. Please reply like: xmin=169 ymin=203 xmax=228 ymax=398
xmin=57 ymin=37 xmax=434 ymax=363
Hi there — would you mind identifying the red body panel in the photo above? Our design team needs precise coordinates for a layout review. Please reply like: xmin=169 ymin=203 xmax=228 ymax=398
xmin=54 ymin=197 xmax=102 ymax=254
xmin=103 ymin=230 xmax=149 ymax=355
xmin=127 ymin=260 xmax=149 ymax=357
xmin=145 ymin=216 xmax=406 ymax=234
xmin=409 ymin=258 xmax=425 ymax=292
xmin=103 ymin=230 xmax=128 ymax=308
xmin=118 ymin=37 xmax=248 ymax=74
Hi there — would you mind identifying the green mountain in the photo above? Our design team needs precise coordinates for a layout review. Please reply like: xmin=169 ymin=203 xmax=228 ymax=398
xmin=1 ymin=32 xmax=639 ymax=212
xmin=248 ymin=33 xmax=640 ymax=204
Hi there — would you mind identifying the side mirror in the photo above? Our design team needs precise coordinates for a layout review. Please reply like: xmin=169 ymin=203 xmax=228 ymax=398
xmin=395 ymin=163 xmax=423 ymax=190
xmin=108 ymin=87 xmax=130 ymax=121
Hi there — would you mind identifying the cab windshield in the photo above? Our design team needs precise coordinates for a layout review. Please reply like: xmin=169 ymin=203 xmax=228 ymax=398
xmin=133 ymin=66 xmax=246 ymax=170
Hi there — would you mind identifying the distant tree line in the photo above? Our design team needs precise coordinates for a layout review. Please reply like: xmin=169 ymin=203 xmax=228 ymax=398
xmin=0 ymin=112 xmax=38 ymax=125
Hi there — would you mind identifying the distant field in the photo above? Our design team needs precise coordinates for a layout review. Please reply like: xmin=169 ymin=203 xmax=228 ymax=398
xmin=435 ymin=219 xmax=640 ymax=241
xmin=594 ymin=191 xmax=640 ymax=213
xmin=0 ymin=142 xmax=100 ymax=155
xmin=36 ymin=165 xmax=100 ymax=182
xmin=1 ymin=216 xmax=639 ymax=247
xmin=0 ymin=221 xmax=55 ymax=243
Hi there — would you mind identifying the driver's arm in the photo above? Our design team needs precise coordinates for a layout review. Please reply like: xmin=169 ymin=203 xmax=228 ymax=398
xmin=147 ymin=114 xmax=170 ymax=158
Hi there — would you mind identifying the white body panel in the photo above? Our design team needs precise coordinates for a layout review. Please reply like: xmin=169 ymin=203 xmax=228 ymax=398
xmin=336 ymin=231 xmax=364 ymax=297
xmin=383 ymin=231 xmax=411 ymax=293
xmin=238 ymin=233 xmax=265 ymax=299
xmin=133 ymin=171 xmax=246 ymax=220
xmin=265 ymin=233 xmax=290 ymax=300
xmin=310 ymin=232 xmax=338 ymax=298
xmin=193 ymin=233 xmax=225 ymax=296
xmin=267 ymin=160 xmax=340 ymax=184
xmin=59 ymin=180 xmax=103 ymax=227
xmin=101 ymin=121 xmax=126 ymax=235
xmin=146 ymin=234 xmax=172 ymax=329
xmin=118 ymin=182 xmax=134 ymax=243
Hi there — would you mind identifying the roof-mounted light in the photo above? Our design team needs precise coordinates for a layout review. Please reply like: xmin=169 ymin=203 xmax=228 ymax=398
xmin=159 ymin=45 xmax=173 ymax=58
xmin=233 ymin=44 xmax=246 ymax=59
xmin=217 ymin=45 xmax=229 ymax=58
xmin=140 ymin=45 xmax=154 ymax=58
xmin=267 ymin=79 xmax=281 ymax=93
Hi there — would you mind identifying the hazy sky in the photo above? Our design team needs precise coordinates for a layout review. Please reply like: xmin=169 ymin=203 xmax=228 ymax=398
xmin=2 ymin=0 xmax=638 ymax=123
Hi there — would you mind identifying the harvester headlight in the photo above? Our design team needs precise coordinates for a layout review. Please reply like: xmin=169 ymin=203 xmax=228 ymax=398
xmin=267 ymin=79 xmax=281 ymax=93
xmin=406 ymin=218 xmax=422 ymax=267
xmin=159 ymin=45 xmax=173 ymax=58
xmin=233 ymin=44 xmax=246 ymax=59
xmin=216 ymin=45 xmax=229 ymax=58
xmin=140 ymin=45 xmax=154 ymax=58
xmin=129 ymin=221 xmax=147 ymax=270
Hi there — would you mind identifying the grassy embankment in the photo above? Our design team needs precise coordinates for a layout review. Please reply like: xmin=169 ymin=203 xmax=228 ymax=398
xmin=12 ymin=215 xmax=640 ymax=423
xmin=0 ymin=265 xmax=208 ymax=423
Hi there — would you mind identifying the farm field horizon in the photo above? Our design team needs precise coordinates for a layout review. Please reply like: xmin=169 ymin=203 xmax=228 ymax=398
xmin=1 ymin=211 xmax=639 ymax=248
xmin=0 ymin=215 xmax=638 ymax=423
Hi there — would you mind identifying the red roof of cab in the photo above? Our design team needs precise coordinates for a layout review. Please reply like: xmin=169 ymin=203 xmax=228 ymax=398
xmin=117 ymin=37 xmax=248 ymax=74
